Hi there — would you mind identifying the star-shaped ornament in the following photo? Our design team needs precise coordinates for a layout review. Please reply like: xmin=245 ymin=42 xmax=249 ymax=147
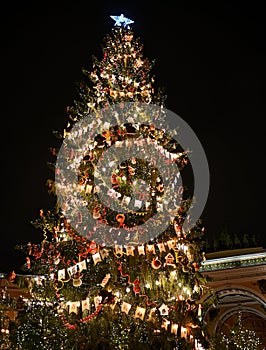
xmin=110 ymin=14 xmax=134 ymax=27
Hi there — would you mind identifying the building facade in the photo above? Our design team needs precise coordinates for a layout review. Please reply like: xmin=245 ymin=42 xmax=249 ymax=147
xmin=201 ymin=247 xmax=266 ymax=347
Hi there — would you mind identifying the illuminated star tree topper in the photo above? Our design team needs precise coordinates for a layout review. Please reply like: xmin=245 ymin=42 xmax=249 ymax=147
xmin=110 ymin=13 xmax=134 ymax=27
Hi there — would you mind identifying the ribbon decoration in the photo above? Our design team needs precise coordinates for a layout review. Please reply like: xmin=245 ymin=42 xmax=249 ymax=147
xmin=116 ymin=260 xmax=141 ymax=293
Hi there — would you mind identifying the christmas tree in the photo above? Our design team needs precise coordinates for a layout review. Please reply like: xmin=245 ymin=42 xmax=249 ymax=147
xmin=14 ymin=14 xmax=210 ymax=350
xmin=209 ymin=312 xmax=264 ymax=350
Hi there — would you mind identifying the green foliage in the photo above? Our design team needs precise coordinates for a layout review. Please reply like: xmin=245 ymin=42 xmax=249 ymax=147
xmin=9 ymin=299 xmax=77 ymax=350
xmin=207 ymin=228 xmax=259 ymax=252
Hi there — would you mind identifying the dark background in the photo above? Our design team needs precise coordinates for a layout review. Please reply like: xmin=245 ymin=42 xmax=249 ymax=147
xmin=1 ymin=0 xmax=265 ymax=273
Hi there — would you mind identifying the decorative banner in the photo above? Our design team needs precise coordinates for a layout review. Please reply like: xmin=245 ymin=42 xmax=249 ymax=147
xmin=181 ymin=326 xmax=188 ymax=338
xmin=135 ymin=306 xmax=146 ymax=320
xmin=81 ymin=298 xmax=90 ymax=311
xmin=92 ymin=252 xmax=102 ymax=265
xmin=121 ymin=301 xmax=132 ymax=314
xmin=94 ymin=296 xmax=102 ymax=308
xmin=68 ymin=265 xmax=78 ymax=276
xmin=126 ymin=246 xmax=135 ymax=256
xmin=58 ymin=269 xmax=66 ymax=280
xmin=147 ymin=307 xmax=157 ymax=322
xmin=77 ymin=259 xmax=87 ymax=271
xmin=115 ymin=244 xmax=123 ymax=256
xmin=138 ymin=245 xmax=145 ymax=255
xmin=161 ymin=318 xmax=170 ymax=330
xmin=146 ymin=244 xmax=156 ymax=254
xmin=69 ymin=301 xmax=79 ymax=314
xmin=59 ymin=280 xmax=201 ymax=338
xmin=167 ymin=240 xmax=176 ymax=250
xmin=100 ymin=247 xmax=110 ymax=259
xmin=171 ymin=323 xmax=179 ymax=335
xmin=157 ymin=242 xmax=166 ymax=252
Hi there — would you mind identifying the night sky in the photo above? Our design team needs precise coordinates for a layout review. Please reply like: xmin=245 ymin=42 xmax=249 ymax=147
xmin=1 ymin=0 xmax=265 ymax=273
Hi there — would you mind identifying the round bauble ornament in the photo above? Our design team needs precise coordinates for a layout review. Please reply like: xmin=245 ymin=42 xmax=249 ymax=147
xmin=182 ymin=265 xmax=190 ymax=273
xmin=88 ymin=241 xmax=98 ymax=254
xmin=73 ymin=277 xmax=82 ymax=287
xmin=151 ymin=257 xmax=162 ymax=269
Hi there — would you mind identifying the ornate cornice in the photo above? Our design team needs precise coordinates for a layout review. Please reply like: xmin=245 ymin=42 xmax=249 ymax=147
xmin=200 ymin=251 xmax=266 ymax=272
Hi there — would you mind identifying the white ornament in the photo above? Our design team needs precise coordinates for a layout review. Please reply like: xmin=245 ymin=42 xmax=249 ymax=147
xmin=110 ymin=14 xmax=134 ymax=27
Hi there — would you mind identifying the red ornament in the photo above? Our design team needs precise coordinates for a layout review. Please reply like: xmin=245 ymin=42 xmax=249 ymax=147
xmin=116 ymin=213 xmax=125 ymax=226
xmin=92 ymin=207 xmax=101 ymax=219
xmin=128 ymin=166 xmax=135 ymax=175
xmin=88 ymin=241 xmax=98 ymax=255
xmin=133 ymin=278 xmax=141 ymax=294
xmin=111 ymin=173 xmax=118 ymax=185
xmin=193 ymin=262 xmax=199 ymax=271
xmin=26 ymin=257 xmax=31 ymax=269
xmin=151 ymin=257 xmax=161 ymax=269
xmin=6 ymin=270 xmax=16 ymax=282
